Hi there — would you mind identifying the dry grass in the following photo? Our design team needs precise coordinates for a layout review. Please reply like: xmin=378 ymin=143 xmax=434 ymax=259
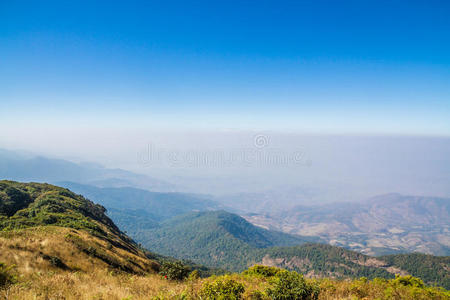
xmin=0 ymin=226 xmax=158 ymax=276
xmin=2 ymin=270 xmax=449 ymax=300
xmin=0 ymin=226 xmax=449 ymax=300
xmin=3 ymin=270 xmax=189 ymax=300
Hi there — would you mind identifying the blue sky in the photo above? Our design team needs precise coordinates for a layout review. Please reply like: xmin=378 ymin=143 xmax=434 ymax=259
xmin=1 ymin=0 xmax=450 ymax=135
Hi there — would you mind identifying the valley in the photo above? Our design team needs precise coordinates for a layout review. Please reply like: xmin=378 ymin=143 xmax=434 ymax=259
xmin=244 ymin=194 xmax=450 ymax=256
xmin=0 ymin=180 xmax=449 ymax=299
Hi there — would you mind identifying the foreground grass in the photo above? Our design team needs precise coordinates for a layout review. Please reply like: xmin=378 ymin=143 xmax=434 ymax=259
xmin=1 ymin=267 xmax=449 ymax=300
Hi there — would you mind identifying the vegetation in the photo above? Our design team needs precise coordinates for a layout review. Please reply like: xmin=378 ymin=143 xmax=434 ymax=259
xmin=258 ymin=243 xmax=395 ymax=279
xmin=136 ymin=210 xmax=449 ymax=288
xmin=0 ymin=262 xmax=16 ymax=289
xmin=1 ymin=264 xmax=447 ymax=299
xmin=139 ymin=210 xmax=316 ymax=271
xmin=381 ymin=253 xmax=450 ymax=289
xmin=200 ymin=276 xmax=245 ymax=299
xmin=0 ymin=180 xmax=449 ymax=299
xmin=265 ymin=270 xmax=319 ymax=300
xmin=160 ymin=261 xmax=191 ymax=281
xmin=0 ymin=180 xmax=122 ymax=239
xmin=243 ymin=265 xmax=283 ymax=278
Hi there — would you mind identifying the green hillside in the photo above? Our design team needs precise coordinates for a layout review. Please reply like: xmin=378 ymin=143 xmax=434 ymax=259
xmin=139 ymin=210 xmax=317 ymax=270
xmin=0 ymin=180 xmax=218 ymax=276
xmin=139 ymin=209 xmax=450 ymax=288
xmin=0 ymin=180 xmax=162 ymax=275
xmin=380 ymin=253 xmax=450 ymax=289
xmin=0 ymin=180 xmax=122 ymax=238
xmin=257 ymin=244 xmax=394 ymax=279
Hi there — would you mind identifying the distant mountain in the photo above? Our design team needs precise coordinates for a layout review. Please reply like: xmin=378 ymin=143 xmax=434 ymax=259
xmin=0 ymin=149 xmax=175 ymax=191
xmin=57 ymin=182 xmax=223 ymax=236
xmin=215 ymin=186 xmax=321 ymax=214
xmin=245 ymin=193 xmax=450 ymax=256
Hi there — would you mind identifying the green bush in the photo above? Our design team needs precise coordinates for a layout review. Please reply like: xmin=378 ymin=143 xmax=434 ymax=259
xmin=160 ymin=261 xmax=191 ymax=281
xmin=266 ymin=270 xmax=319 ymax=300
xmin=200 ymin=276 xmax=245 ymax=299
xmin=392 ymin=275 xmax=425 ymax=288
xmin=244 ymin=265 xmax=282 ymax=278
xmin=0 ymin=262 xmax=16 ymax=289
xmin=348 ymin=277 xmax=369 ymax=298
xmin=188 ymin=269 xmax=200 ymax=280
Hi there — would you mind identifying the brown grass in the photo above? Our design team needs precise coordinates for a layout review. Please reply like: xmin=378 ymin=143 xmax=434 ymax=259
xmin=0 ymin=226 xmax=158 ymax=276
xmin=3 ymin=271 xmax=449 ymax=300
xmin=0 ymin=227 xmax=449 ymax=300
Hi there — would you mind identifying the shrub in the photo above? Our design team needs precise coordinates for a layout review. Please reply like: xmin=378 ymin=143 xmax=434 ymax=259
xmin=266 ymin=270 xmax=319 ymax=300
xmin=348 ymin=277 xmax=369 ymax=298
xmin=0 ymin=262 xmax=16 ymax=289
xmin=200 ymin=276 xmax=245 ymax=299
xmin=391 ymin=275 xmax=425 ymax=288
xmin=188 ymin=269 xmax=200 ymax=280
xmin=160 ymin=261 xmax=191 ymax=281
xmin=244 ymin=265 xmax=282 ymax=278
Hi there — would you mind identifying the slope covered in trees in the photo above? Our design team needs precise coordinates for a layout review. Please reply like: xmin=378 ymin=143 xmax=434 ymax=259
xmin=139 ymin=210 xmax=317 ymax=270
xmin=139 ymin=209 xmax=450 ymax=288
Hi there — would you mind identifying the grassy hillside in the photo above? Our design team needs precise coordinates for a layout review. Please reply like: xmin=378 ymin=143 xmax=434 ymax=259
xmin=1 ymin=181 xmax=118 ymax=234
xmin=0 ymin=180 xmax=160 ymax=274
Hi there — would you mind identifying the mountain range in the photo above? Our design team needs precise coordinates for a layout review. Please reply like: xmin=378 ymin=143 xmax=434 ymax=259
xmin=245 ymin=193 xmax=450 ymax=256
xmin=0 ymin=148 xmax=175 ymax=192
xmin=1 ymin=149 xmax=449 ymax=259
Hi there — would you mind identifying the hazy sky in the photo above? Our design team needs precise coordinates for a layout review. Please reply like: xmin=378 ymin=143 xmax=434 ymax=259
xmin=1 ymin=0 xmax=450 ymax=136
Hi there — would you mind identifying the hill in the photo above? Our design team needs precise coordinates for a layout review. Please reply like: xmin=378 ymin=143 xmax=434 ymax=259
xmin=139 ymin=210 xmax=318 ymax=271
xmin=0 ymin=180 xmax=159 ymax=275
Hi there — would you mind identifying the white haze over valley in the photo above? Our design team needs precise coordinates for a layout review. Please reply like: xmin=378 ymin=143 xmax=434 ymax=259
xmin=1 ymin=127 xmax=449 ymax=207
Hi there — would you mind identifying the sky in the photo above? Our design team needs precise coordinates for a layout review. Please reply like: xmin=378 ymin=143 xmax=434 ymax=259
xmin=1 ymin=0 xmax=450 ymax=136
